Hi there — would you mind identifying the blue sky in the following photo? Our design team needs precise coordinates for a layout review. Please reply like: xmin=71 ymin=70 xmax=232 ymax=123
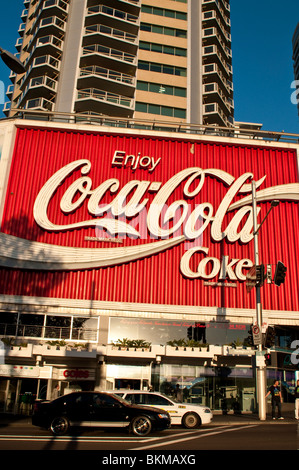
xmin=230 ymin=0 xmax=299 ymax=134
xmin=0 ymin=0 xmax=299 ymax=134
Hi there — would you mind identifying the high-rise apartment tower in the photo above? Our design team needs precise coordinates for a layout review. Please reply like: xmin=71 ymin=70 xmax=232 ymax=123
xmin=5 ymin=0 xmax=234 ymax=127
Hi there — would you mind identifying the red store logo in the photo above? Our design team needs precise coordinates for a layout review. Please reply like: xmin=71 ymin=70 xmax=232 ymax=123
xmin=63 ymin=369 xmax=89 ymax=379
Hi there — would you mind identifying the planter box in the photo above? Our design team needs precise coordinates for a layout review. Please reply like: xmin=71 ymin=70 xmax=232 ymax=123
xmin=106 ymin=344 xmax=164 ymax=359
xmin=32 ymin=344 xmax=97 ymax=358
xmin=165 ymin=346 xmax=214 ymax=358
xmin=5 ymin=344 xmax=33 ymax=358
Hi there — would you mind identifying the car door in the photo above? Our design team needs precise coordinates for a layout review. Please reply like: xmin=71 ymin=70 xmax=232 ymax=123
xmin=144 ymin=393 xmax=179 ymax=418
xmin=89 ymin=393 xmax=129 ymax=428
xmin=126 ymin=393 xmax=181 ymax=423
xmin=64 ymin=392 xmax=92 ymax=427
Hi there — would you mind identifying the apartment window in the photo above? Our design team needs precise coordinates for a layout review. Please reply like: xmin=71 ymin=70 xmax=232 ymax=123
xmin=136 ymin=102 xmax=186 ymax=119
xmin=138 ymin=61 xmax=186 ymax=77
xmin=31 ymin=77 xmax=44 ymax=86
xmin=204 ymin=64 xmax=215 ymax=72
xmin=204 ymin=28 xmax=214 ymax=36
xmin=0 ymin=311 xmax=99 ymax=341
xmin=141 ymin=5 xmax=187 ymax=21
xmin=137 ymin=81 xmax=186 ymax=97
xmin=204 ymin=83 xmax=215 ymax=92
xmin=204 ymin=46 xmax=214 ymax=54
xmin=205 ymin=104 xmax=216 ymax=113
xmin=140 ymin=23 xmax=187 ymax=38
xmin=139 ymin=41 xmax=187 ymax=57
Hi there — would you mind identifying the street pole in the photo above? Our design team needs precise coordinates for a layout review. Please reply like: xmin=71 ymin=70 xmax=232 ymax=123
xmin=252 ymin=180 xmax=267 ymax=421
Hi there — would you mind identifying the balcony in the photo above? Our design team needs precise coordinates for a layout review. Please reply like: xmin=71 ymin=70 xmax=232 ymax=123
xmin=203 ymin=44 xmax=232 ymax=77
xmin=15 ymin=37 xmax=24 ymax=52
xmin=18 ymin=22 xmax=26 ymax=37
xmin=203 ymin=63 xmax=232 ymax=94
xmin=21 ymin=9 xmax=29 ymax=20
xmin=203 ymin=82 xmax=234 ymax=113
xmin=18 ymin=76 xmax=57 ymax=107
xmin=202 ymin=10 xmax=230 ymax=40
xmin=24 ymin=96 xmax=54 ymax=111
xmin=6 ymin=84 xmax=15 ymax=99
xmin=78 ymin=65 xmax=136 ymax=97
xmin=2 ymin=102 xmax=11 ymax=116
xmin=203 ymin=26 xmax=230 ymax=47
xmin=83 ymin=24 xmax=138 ymax=54
xmin=9 ymin=71 xmax=17 ymax=84
xmin=81 ymin=44 xmax=137 ymax=74
xmin=30 ymin=0 xmax=68 ymax=29
xmin=87 ymin=0 xmax=141 ymax=16
xmin=0 ymin=320 xmax=98 ymax=344
xmin=29 ymin=15 xmax=66 ymax=41
xmin=86 ymin=5 xmax=139 ymax=36
xmin=75 ymin=88 xmax=134 ymax=117
xmin=34 ymin=53 xmax=60 ymax=69
xmin=202 ymin=26 xmax=232 ymax=61
xmin=203 ymin=102 xmax=229 ymax=127
xmin=27 ymin=35 xmax=63 ymax=60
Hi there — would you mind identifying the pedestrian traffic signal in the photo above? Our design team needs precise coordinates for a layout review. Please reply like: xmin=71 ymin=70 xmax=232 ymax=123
xmin=273 ymin=261 xmax=287 ymax=286
xmin=256 ymin=264 xmax=265 ymax=287
xmin=264 ymin=326 xmax=276 ymax=348
xmin=264 ymin=353 xmax=272 ymax=366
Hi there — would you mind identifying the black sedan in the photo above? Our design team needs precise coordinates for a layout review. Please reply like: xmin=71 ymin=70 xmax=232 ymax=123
xmin=32 ymin=391 xmax=171 ymax=436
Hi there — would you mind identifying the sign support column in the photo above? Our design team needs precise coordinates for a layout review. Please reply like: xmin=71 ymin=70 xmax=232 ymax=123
xmin=252 ymin=180 xmax=267 ymax=421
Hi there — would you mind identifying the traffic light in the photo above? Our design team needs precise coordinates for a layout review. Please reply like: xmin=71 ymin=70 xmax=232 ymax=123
xmin=245 ymin=325 xmax=254 ymax=346
xmin=264 ymin=353 xmax=272 ymax=366
xmin=187 ymin=326 xmax=193 ymax=340
xmin=256 ymin=264 xmax=265 ymax=287
xmin=264 ymin=326 xmax=276 ymax=348
xmin=273 ymin=261 xmax=287 ymax=286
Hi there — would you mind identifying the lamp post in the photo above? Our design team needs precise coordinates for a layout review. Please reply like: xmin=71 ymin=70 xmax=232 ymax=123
xmin=0 ymin=47 xmax=26 ymax=74
xmin=252 ymin=180 xmax=279 ymax=420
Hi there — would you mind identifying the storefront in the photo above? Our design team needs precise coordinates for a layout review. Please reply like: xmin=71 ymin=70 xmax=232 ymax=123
xmin=0 ymin=119 xmax=298 ymax=414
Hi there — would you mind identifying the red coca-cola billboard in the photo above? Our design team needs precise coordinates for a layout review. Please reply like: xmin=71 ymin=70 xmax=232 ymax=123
xmin=0 ymin=125 xmax=298 ymax=312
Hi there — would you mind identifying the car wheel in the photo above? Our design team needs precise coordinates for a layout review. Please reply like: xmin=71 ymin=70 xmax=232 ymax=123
xmin=182 ymin=412 xmax=201 ymax=429
xmin=130 ymin=415 xmax=152 ymax=436
xmin=50 ymin=416 xmax=70 ymax=436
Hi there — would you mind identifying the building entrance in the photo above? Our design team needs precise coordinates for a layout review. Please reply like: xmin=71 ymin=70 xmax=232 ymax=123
xmin=114 ymin=378 xmax=149 ymax=390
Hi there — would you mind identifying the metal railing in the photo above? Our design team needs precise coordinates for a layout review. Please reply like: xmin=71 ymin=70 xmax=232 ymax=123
xmin=5 ymin=109 xmax=299 ymax=144
xmin=0 ymin=322 xmax=97 ymax=341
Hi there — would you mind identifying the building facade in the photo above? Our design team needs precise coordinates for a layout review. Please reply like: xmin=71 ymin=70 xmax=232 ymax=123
xmin=4 ymin=0 xmax=234 ymax=127
xmin=0 ymin=117 xmax=298 ymax=414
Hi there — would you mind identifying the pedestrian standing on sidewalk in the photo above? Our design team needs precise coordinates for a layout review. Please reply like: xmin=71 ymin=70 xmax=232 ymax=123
xmin=265 ymin=380 xmax=284 ymax=420
xmin=295 ymin=379 xmax=299 ymax=420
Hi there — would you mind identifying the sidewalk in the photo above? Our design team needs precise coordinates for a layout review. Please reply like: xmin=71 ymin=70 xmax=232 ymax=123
xmin=211 ymin=409 xmax=297 ymax=425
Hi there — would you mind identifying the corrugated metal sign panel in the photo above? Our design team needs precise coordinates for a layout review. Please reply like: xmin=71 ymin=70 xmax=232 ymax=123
xmin=0 ymin=127 xmax=298 ymax=312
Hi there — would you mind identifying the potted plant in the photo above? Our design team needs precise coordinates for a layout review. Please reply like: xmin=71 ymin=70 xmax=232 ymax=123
xmin=166 ymin=338 xmax=187 ymax=350
xmin=111 ymin=338 xmax=151 ymax=350
xmin=232 ymin=339 xmax=244 ymax=349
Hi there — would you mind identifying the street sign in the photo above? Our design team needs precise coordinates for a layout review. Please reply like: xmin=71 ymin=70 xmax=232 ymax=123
xmin=246 ymin=266 xmax=256 ymax=293
xmin=252 ymin=324 xmax=262 ymax=345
